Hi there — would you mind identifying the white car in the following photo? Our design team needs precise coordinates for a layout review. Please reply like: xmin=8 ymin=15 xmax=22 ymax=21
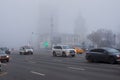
xmin=52 ymin=45 xmax=76 ymax=57
xmin=19 ymin=46 xmax=33 ymax=55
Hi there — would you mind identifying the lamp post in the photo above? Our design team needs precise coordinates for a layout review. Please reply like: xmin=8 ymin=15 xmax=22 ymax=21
xmin=30 ymin=32 xmax=40 ymax=50
xmin=113 ymin=34 xmax=116 ymax=48
xmin=50 ymin=15 xmax=54 ymax=48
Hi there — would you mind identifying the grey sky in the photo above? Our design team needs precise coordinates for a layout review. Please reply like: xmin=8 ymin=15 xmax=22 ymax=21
xmin=0 ymin=0 xmax=120 ymax=48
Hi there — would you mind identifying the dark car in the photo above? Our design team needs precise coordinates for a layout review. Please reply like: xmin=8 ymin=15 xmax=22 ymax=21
xmin=0 ymin=50 xmax=10 ymax=62
xmin=0 ymin=47 xmax=11 ymax=55
xmin=86 ymin=47 xmax=120 ymax=64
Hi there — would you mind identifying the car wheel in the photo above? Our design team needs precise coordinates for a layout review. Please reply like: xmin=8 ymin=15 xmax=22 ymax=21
xmin=62 ymin=52 xmax=66 ymax=57
xmin=1 ymin=61 xmax=4 ymax=63
xmin=71 ymin=55 xmax=75 ymax=57
xmin=53 ymin=52 xmax=57 ymax=57
xmin=20 ymin=52 xmax=22 ymax=55
xmin=24 ymin=53 xmax=26 ymax=55
xmin=6 ymin=59 xmax=9 ymax=62
xmin=31 ymin=52 xmax=33 ymax=55
xmin=87 ymin=56 xmax=94 ymax=62
xmin=109 ymin=57 xmax=116 ymax=64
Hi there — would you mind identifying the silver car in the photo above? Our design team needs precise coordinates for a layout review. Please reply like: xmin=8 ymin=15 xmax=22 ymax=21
xmin=19 ymin=46 xmax=33 ymax=55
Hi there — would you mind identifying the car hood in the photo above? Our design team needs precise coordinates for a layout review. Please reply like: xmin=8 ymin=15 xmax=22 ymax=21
xmin=25 ymin=49 xmax=33 ymax=51
xmin=64 ymin=49 xmax=75 ymax=51
xmin=0 ymin=53 xmax=7 ymax=56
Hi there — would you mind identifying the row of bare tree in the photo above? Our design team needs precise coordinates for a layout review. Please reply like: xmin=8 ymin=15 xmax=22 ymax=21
xmin=87 ymin=29 xmax=120 ymax=48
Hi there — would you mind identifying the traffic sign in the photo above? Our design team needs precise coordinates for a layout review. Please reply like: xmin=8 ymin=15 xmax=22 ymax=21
xmin=43 ymin=42 xmax=49 ymax=47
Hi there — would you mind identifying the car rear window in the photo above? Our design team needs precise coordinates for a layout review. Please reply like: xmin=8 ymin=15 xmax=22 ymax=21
xmin=106 ymin=48 xmax=119 ymax=53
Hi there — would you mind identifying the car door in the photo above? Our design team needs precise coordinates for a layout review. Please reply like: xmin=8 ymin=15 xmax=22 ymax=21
xmin=90 ymin=49 xmax=101 ymax=61
xmin=96 ymin=49 xmax=109 ymax=62
xmin=100 ymin=50 xmax=109 ymax=62
xmin=20 ymin=47 xmax=23 ymax=53
xmin=55 ymin=46 xmax=62 ymax=56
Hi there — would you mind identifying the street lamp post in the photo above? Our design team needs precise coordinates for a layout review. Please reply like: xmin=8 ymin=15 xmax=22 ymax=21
xmin=50 ymin=15 xmax=54 ymax=48
xmin=31 ymin=32 xmax=40 ymax=50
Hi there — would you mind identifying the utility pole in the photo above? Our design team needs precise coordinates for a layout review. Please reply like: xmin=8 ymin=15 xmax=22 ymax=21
xmin=50 ymin=15 xmax=54 ymax=48
xmin=113 ymin=34 xmax=116 ymax=48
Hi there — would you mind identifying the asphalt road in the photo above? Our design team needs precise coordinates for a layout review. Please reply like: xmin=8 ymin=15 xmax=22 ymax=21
xmin=0 ymin=50 xmax=120 ymax=80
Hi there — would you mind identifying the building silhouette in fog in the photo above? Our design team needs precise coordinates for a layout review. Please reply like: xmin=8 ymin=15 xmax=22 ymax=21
xmin=36 ymin=10 xmax=86 ymax=48
xmin=74 ymin=15 xmax=86 ymax=43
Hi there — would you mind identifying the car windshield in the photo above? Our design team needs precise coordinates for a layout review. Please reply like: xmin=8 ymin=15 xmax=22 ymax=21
xmin=23 ymin=46 xmax=32 ymax=49
xmin=0 ymin=50 xmax=5 ymax=54
xmin=62 ymin=46 xmax=73 ymax=49
xmin=0 ymin=47 xmax=8 ymax=51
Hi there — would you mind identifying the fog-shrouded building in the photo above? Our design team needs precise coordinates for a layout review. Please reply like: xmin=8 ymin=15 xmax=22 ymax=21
xmin=35 ymin=10 xmax=87 ymax=49
xmin=37 ymin=33 xmax=85 ymax=49
xmin=74 ymin=15 xmax=87 ymax=42
xmin=37 ymin=6 xmax=58 ymax=35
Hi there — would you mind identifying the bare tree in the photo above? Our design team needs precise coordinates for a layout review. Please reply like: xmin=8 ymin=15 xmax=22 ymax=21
xmin=116 ymin=33 xmax=120 ymax=49
xmin=87 ymin=29 xmax=115 ymax=48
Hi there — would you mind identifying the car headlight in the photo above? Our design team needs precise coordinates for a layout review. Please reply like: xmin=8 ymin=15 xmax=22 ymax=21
xmin=6 ymin=55 xmax=9 ymax=58
xmin=116 ymin=55 xmax=120 ymax=57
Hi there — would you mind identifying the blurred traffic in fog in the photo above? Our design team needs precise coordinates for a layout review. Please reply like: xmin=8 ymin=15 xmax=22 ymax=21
xmin=0 ymin=0 xmax=120 ymax=50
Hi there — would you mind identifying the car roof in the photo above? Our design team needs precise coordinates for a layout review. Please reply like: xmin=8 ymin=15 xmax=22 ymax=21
xmin=53 ymin=45 xmax=69 ymax=47
xmin=90 ymin=47 xmax=116 ymax=51
xmin=21 ymin=46 xmax=32 ymax=48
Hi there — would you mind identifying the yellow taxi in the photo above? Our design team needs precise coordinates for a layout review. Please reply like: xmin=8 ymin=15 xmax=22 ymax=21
xmin=74 ymin=47 xmax=85 ymax=54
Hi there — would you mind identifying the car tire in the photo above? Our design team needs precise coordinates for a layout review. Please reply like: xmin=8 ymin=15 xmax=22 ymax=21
xmin=109 ymin=57 xmax=116 ymax=64
xmin=24 ymin=53 xmax=26 ymax=55
xmin=53 ymin=52 xmax=57 ymax=57
xmin=87 ymin=56 xmax=94 ymax=62
xmin=71 ymin=55 xmax=75 ymax=57
xmin=62 ymin=52 xmax=66 ymax=57
xmin=20 ymin=52 xmax=22 ymax=55
xmin=31 ymin=52 xmax=33 ymax=55
xmin=6 ymin=59 xmax=9 ymax=62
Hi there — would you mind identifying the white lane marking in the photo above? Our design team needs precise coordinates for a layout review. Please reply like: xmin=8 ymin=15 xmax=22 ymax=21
xmin=1 ymin=63 xmax=7 ymax=66
xmin=31 ymin=71 xmax=45 ymax=76
xmin=29 ymin=61 xmax=36 ymax=63
xmin=68 ymin=67 xmax=85 ymax=71
xmin=53 ymin=59 xmax=62 ymax=62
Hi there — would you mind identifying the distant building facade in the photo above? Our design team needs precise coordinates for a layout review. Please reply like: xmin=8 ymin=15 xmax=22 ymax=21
xmin=37 ymin=33 xmax=84 ymax=48
xmin=74 ymin=15 xmax=87 ymax=42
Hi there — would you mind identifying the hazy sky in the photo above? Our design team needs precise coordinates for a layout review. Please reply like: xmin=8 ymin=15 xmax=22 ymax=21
xmin=0 ymin=0 xmax=120 ymax=48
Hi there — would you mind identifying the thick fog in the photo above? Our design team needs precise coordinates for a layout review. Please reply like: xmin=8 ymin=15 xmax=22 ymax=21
xmin=0 ymin=0 xmax=120 ymax=48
